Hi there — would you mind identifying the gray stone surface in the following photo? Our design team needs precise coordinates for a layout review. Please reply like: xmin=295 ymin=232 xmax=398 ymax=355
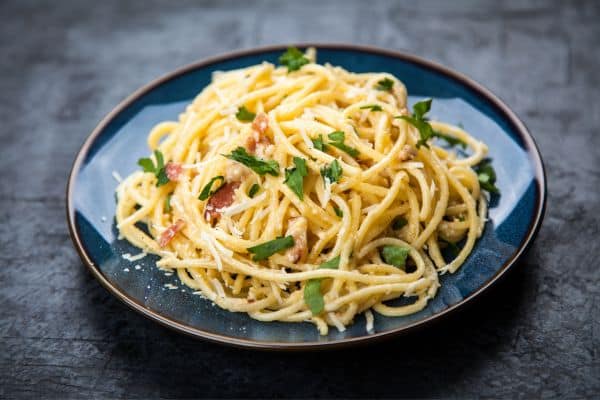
xmin=1 ymin=0 xmax=598 ymax=398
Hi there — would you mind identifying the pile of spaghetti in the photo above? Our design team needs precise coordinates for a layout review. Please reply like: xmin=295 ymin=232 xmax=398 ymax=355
xmin=116 ymin=48 xmax=497 ymax=335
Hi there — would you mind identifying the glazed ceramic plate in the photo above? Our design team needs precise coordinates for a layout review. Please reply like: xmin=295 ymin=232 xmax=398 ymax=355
xmin=67 ymin=44 xmax=546 ymax=349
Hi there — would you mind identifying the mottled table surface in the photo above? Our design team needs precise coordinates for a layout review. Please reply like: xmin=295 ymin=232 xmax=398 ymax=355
xmin=1 ymin=0 xmax=598 ymax=398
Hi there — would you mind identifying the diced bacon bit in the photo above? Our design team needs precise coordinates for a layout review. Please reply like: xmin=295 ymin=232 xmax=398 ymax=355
xmin=204 ymin=181 xmax=240 ymax=223
xmin=158 ymin=219 xmax=186 ymax=247
xmin=246 ymin=131 xmax=272 ymax=154
xmin=165 ymin=162 xmax=183 ymax=181
xmin=399 ymin=145 xmax=417 ymax=161
xmin=252 ymin=112 xmax=269 ymax=135
xmin=247 ymin=298 xmax=255 ymax=303
xmin=285 ymin=217 xmax=308 ymax=263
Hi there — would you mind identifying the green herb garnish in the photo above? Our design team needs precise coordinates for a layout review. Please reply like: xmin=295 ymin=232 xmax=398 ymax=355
xmin=395 ymin=99 xmax=435 ymax=149
xmin=247 ymin=236 xmax=295 ymax=261
xmin=475 ymin=159 xmax=500 ymax=194
xmin=320 ymin=159 xmax=343 ymax=185
xmin=375 ymin=77 xmax=394 ymax=91
xmin=441 ymin=240 xmax=461 ymax=257
xmin=333 ymin=205 xmax=343 ymax=218
xmin=248 ymin=183 xmax=260 ymax=198
xmin=311 ymin=134 xmax=327 ymax=151
xmin=164 ymin=194 xmax=172 ymax=213
xmin=235 ymin=106 xmax=256 ymax=122
xmin=327 ymin=131 xmax=359 ymax=158
xmin=284 ymin=157 xmax=308 ymax=200
xmin=279 ymin=47 xmax=309 ymax=72
xmin=381 ymin=245 xmax=410 ymax=268
xmin=304 ymin=256 xmax=341 ymax=314
xmin=391 ymin=216 xmax=408 ymax=230
xmin=198 ymin=176 xmax=225 ymax=200
xmin=433 ymin=132 xmax=467 ymax=149
xmin=359 ymin=104 xmax=383 ymax=112
xmin=224 ymin=147 xmax=280 ymax=176
xmin=137 ymin=150 xmax=170 ymax=187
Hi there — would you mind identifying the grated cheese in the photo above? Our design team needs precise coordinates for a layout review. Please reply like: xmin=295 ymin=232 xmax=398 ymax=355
xmin=111 ymin=171 xmax=123 ymax=183
xmin=328 ymin=312 xmax=346 ymax=333
xmin=122 ymin=251 xmax=146 ymax=262
xmin=220 ymin=192 xmax=267 ymax=217
xmin=201 ymin=231 xmax=224 ymax=271
xmin=211 ymin=278 xmax=226 ymax=298
xmin=365 ymin=310 xmax=374 ymax=333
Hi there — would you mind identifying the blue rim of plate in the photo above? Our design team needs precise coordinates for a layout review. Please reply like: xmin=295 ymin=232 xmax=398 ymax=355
xmin=66 ymin=43 xmax=547 ymax=350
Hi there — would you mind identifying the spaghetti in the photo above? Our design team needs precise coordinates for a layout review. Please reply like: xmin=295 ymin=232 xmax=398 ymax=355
xmin=115 ymin=48 xmax=495 ymax=335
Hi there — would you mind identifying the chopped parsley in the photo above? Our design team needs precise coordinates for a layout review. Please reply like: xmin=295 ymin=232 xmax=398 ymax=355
xmin=395 ymin=99 xmax=435 ymax=149
xmin=284 ymin=157 xmax=308 ymax=200
xmin=433 ymin=131 xmax=467 ymax=149
xmin=320 ymin=159 xmax=343 ymax=185
xmin=279 ymin=47 xmax=309 ymax=72
xmin=224 ymin=147 xmax=280 ymax=176
xmin=333 ymin=205 xmax=343 ymax=218
xmin=359 ymin=104 xmax=383 ymax=112
xmin=247 ymin=236 xmax=295 ymax=261
xmin=441 ymin=239 xmax=461 ymax=257
xmin=381 ymin=245 xmax=410 ymax=268
xmin=304 ymin=256 xmax=341 ymax=315
xmin=198 ymin=176 xmax=225 ymax=200
xmin=375 ymin=77 xmax=394 ymax=92
xmin=235 ymin=106 xmax=256 ymax=122
xmin=164 ymin=194 xmax=172 ymax=213
xmin=475 ymin=159 xmax=500 ymax=194
xmin=137 ymin=150 xmax=170 ymax=187
xmin=391 ymin=216 xmax=408 ymax=230
xmin=311 ymin=134 xmax=327 ymax=151
xmin=327 ymin=131 xmax=359 ymax=158
xmin=248 ymin=183 xmax=260 ymax=198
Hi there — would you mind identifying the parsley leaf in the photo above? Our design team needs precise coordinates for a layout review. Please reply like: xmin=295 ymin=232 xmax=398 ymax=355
xmin=164 ymin=194 xmax=172 ymax=213
xmin=137 ymin=150 xmax=171 ymax=187
xmin=441 ymin=239 xmax=461 ymax=257
xmin=381 ymin=245 xmax=410 ymax=268
xmin=198 ymin=176 xmax=225 ymax=200
xmin=396 ymin=99 xmax=435 ymax=148
xmin=284 ymin=157 xmax=308 ymax=200
xmin=279 ymin=47 xmax=309 ymax=72
xmin=224 ymin=147 xmax=280 ymax=176
xmin=247 ymin=236 xmax=295 ymax=261
xmin=391 ymin=216 xmax=407 ymax=230
xmin=312 ymin=134 xmax=327 ymax=151
xmin=320 ymin=159 xmax=343 ymax=185
xmin=432 ymin=131 xmax=467 ymax=149
xmin=327 ymin=131 xmax=359 ymax=158
xmin=359 ymin=104 xmax=383 ymax=112
xmin=474 ymin=159 xmax=500 ymax=194
xmin=375 ymin=77 xmax=394 ymax=91
xmin=235 ymin=106 xmax=256 ymax=122
xmin=138 ymin=158 xmax=155 ymax=173
xmin=248 ymin=183 xmax=260 ymax=198
xmin=333 ymin=205 xmax=343 ymax=218
xmin=304 ymin=256 xmax=341 ymax=314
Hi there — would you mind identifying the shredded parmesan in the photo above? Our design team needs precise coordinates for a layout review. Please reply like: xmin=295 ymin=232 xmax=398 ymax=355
xmin=122 ymin=251 xmax=146 ymax=262
xmin=211 ymin=278 xmax=226 ymax=298
xmin=111 ymin=170 xmax=122 ymax=183
xmin=365 ymin=310 xmax=374 ymax=333
xmin=220 ymin=192 xmax=267 ymax=216
xmin=328 ymin=312 xmax=346 ymax=333
xmin=201 ymin=231 xmax=224 ymax=271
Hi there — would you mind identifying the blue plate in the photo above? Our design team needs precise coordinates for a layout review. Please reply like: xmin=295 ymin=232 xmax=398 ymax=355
xmin=67 ymin=44 xmax=546 ymax=349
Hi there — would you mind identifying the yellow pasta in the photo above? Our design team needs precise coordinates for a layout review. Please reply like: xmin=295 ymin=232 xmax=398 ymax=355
xmin=115 ymin=48 xmax=492 ymax=335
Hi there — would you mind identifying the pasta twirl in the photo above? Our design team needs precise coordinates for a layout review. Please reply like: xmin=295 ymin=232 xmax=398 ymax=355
xmin=115 ymin=48 xmax=494 ymax=335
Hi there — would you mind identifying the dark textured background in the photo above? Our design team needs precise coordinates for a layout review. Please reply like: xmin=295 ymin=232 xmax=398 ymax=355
xmin=1 ymin=0 xmax=599 ymax=398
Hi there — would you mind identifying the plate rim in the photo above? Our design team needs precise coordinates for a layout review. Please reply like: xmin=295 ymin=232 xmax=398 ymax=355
xmin=66 ymin=43 xmax=547 ymax=350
